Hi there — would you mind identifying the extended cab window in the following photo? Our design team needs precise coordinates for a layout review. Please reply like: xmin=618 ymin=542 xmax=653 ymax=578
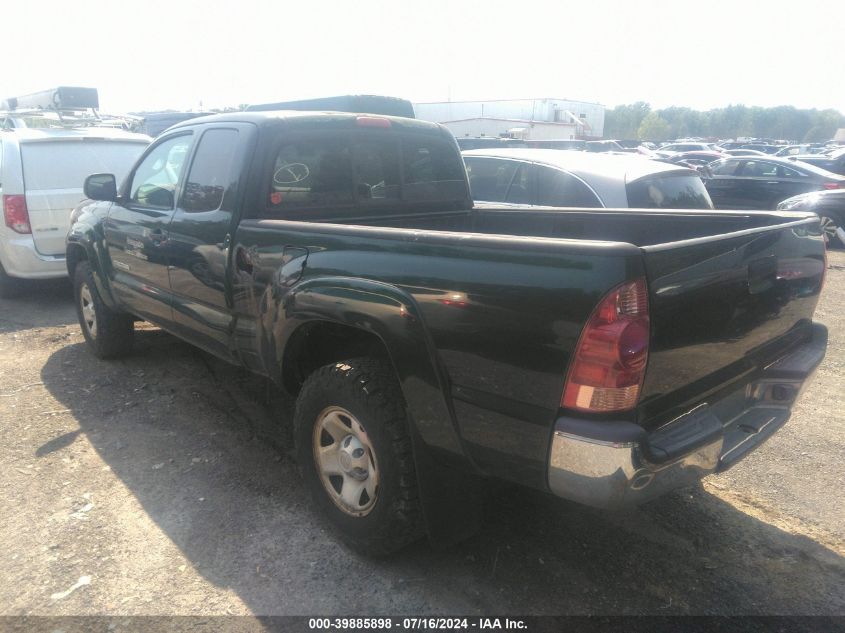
xmin=130 ymin=134 xmax=192 ymax=208
xmin=181 ymin=129 xmax=240 ymax=212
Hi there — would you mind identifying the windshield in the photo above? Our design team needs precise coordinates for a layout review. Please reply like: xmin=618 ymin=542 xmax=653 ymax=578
xmin=626 ymin=173 xmax=714 ymax=209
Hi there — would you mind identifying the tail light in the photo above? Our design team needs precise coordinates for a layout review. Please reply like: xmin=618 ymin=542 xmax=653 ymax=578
xmin=822 ymin=182 xmax=844 ymax=190
xmin=3 ymin=195 xmax=31 ymax=234
xmin=562 ymin=278 xmax=650 ymax=413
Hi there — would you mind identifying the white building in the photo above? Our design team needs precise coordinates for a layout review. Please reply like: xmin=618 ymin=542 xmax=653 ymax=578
xmin=414 ymin=98 xmax=605 ymax=140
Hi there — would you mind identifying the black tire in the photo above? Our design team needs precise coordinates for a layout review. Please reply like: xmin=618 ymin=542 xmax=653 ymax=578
xmin=294 ymin=358 xmax=424 ymax=556
xmin=73 ymin=261 xmax=134 ymax=359
xmin=819 ymin=213 xmax=844 ymax=249
xmin=0 ymin=262 xmax=22 ymax=299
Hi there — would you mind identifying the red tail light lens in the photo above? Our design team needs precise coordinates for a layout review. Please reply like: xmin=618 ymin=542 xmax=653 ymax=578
xmin=823 ymin=182 xmax=844 ymax=190
xmin=562 ymin=278 xmax=650 ymax=413
xmin=3 ymin=194 xmax=31 ymax=234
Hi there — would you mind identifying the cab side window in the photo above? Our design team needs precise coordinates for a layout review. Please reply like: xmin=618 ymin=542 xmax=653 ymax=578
xmin=130 ymin=134 xmax=193 ymax=208
xmin=181 ymin=129 xmax=240 ymax=212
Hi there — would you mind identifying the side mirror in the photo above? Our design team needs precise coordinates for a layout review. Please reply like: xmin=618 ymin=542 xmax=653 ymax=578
xmin=84 ymin=173 xmax=117 ymax=202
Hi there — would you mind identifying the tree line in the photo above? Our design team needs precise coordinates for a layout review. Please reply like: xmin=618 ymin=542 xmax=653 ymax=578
xmin=603 ymin=102 xmax=845 ymax=143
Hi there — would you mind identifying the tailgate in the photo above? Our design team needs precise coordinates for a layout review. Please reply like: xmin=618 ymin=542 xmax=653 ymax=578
xmin=21 ymin=139 xmax=146 ymax=256
xmin=638 ymin=217 xmax=825 ymax=428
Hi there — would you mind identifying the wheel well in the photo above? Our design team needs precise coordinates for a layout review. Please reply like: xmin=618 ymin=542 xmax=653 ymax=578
xmin=66 ymin=245 xmax=88 ymax=277
xmin=282 ymin=321 xmax=391 ymax=395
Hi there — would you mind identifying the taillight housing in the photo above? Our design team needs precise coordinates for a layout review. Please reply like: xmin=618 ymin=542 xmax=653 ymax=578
xmin=823 ymin=182 xmax=844 ymax=190
xmin=562 ymin=278 xmax=650 ymax=413
xmin=3 ymin=194 xmax=31 ymax=234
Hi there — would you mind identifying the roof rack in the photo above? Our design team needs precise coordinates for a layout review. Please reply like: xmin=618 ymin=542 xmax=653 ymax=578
xmin=0 ymin=87 xmax=143 ymax=133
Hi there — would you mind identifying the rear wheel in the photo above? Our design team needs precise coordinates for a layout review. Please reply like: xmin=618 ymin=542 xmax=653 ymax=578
xmin=294 ymin=358 xmax=424 ymax=556
xmin=74 ymin=261 xmax=134 ymax=358
xmin=819 ymin=214 xmax=844 ymax=249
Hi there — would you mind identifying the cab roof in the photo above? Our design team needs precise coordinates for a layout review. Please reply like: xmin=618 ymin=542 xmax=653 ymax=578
xmin=166 ymin=110 xmax=442 ymax=134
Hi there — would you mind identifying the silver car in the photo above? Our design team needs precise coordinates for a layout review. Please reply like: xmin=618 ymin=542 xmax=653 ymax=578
xmin=462 ymin=149 xmax=714 ymax=209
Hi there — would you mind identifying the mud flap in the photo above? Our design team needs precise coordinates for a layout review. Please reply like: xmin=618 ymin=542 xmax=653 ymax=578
xmin=408 ymin=423 xmax=483 ymax=548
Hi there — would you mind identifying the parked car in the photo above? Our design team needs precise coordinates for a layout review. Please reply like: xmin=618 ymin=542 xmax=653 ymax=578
xmin=522 ymin=139 xmax=586 ymax=151
xmin=704 ymin=156 xmax=845 ymax=210
xmin=585 ymin=140 xmax=625 ymax=152
xmin=787 ymin=148 xmax=845 ymax=176
xmin=740 ymin=144 xmax=781 ymax=154
xmin=774 ymin=144 xmax=828 ymax=157
xmin=722 ymin=149 xmax=768 ymax=157
xmin=455 ymin=137 xmax=526 ymax=151
xmin=778 ymin=189 xmax=845 ymax=248
xmin=662 ymin=150 xmax=726 ymax=168
xmin=657 ymin=142 xmax=718 ymax=153
xmin=1 ymin=125 xmax=150 ymax=296
xmin=462 ymin=149 xmax=714 ymax=209
xmin=68 ymin=110 xmax=827 ymax=555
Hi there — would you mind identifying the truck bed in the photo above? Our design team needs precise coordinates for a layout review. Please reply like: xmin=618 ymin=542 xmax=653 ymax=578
xmin=236 ymin=205 xmax=824 ymax=486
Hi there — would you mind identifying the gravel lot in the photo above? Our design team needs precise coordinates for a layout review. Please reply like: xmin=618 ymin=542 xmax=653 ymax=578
xmin=1 ymin=252 xmax=843 ymax=618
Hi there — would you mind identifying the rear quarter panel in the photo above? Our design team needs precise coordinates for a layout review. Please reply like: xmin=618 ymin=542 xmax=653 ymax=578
xmin=231 ymin=220 xmax=643 ymax=489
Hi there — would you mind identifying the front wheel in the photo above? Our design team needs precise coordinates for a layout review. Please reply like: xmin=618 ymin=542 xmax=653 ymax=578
xmin=74 ymin=261 xmax=134 ymax=359
xmin=294 ymin=358 xmax=424 ymax=556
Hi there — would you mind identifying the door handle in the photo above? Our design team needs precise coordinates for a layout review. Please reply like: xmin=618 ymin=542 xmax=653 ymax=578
xmin=766 ymin=181 xmax=780 ymax=185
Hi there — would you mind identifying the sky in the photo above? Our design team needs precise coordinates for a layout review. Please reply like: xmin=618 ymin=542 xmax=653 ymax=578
xmin=3 ymin=0 xmax=844 ymax=115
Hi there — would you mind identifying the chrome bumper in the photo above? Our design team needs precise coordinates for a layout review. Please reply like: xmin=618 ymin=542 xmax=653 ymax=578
xmin=548 ymin=323 xmax=827 ymax=509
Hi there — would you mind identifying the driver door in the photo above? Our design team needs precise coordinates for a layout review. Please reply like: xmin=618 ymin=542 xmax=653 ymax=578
xmin=104 ymin=132 xmax=194 ymax=326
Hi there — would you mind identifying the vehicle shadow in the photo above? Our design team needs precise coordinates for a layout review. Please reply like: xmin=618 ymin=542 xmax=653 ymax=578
xmin=0 ymin=279 xmax=75 ymax=333
xmin=39 ymin=331 xmax=845 ymax=616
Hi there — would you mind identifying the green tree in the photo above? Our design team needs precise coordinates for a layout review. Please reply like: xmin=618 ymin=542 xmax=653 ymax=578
xmin=604 ymin=102 xmax=651 ymax=139
xmin=638 ymin=112 xmax=671 ymax=141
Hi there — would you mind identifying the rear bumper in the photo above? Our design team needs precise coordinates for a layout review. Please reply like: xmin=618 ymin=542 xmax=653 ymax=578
xmin=548 ymin=322 xmax=827 ymax=509
xmin=0 ymin=233 xmax=67 ymax=279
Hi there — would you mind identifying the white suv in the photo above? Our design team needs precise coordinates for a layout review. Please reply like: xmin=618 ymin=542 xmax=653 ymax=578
xmin=0 ymin=126 xmax=150 ymax=296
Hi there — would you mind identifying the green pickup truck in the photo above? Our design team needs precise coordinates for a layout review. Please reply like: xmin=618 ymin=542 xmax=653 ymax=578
xmin=67 ymin=111 xmax=828 ymax=554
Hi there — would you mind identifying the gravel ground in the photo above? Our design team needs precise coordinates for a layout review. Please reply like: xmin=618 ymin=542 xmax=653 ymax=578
xmin=0 ymin=252 xmax=843 ymax=618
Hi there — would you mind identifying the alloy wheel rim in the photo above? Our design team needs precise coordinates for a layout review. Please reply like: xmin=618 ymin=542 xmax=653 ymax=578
xmin=79 ymin=284 xmax=97 ymax=339
xmin=819 ymin=216 xmax=839 ymax=240
xmin=313 ymin=406 xmax=379 ymax=517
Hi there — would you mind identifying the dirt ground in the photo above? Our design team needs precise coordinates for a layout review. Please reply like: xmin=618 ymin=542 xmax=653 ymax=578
xmin=0 ymin=253 xmax=843 ymax=618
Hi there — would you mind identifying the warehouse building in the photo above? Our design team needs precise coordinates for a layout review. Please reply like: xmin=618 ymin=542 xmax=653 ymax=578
xmin=414 ymin=98 xmax=605 ymax=140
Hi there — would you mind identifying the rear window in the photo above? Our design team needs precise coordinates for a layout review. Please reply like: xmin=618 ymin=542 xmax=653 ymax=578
xmin=20 ymin=140 xmax=147 ymax=191
xmin=265 ymin=131 xmax=467 ymax=216
xmin=626 ymin=174 xmax=714 ymax=209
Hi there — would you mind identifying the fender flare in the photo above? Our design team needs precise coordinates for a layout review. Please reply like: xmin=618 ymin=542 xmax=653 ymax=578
xmin=272 ymin=276 xmax=484 ymax=546
xmin=66 ymin=219 xmax=120 ymax=309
